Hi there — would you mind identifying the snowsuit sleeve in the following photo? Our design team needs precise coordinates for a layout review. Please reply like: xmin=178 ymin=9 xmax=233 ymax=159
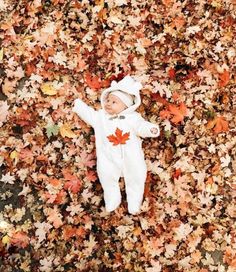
xmin=135 ymin=115 xmax=160 ymax=138
xmin=72 ymin=98 xmax=97 ymax=128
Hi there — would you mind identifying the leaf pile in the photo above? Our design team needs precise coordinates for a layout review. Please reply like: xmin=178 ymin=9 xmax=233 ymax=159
xmin=0 ymin=0 xmax=236 ymax=271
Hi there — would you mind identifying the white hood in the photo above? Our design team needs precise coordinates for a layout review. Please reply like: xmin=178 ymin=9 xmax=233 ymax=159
xmin=100 ymin=75 xmax=142 ymax=114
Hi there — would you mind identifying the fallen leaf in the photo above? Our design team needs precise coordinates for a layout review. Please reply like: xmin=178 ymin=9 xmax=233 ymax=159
xmin=206 ymin=116 xmax=229 ymax=134
xmin=10 ymin=231 xmax=30 ymax=248
xmin=63 ymin=168 xmax=82 ymax=193
xmin=46 ymin=123 xmax=59 ymax=138
xmin=46 ymin=206 xmax=63 ymax=229
xmin=40 ymin=82 xmax=57 ymax=95
xmin=218 ymin=70 xmax=230 ymax=87
xmin=160 ymin=102 xmax=188 ymax=124
xmin=0 ymin=101 xmax=9 ymax=127
xmin=60 ymin=123 xmax=77 ymax=138
xmin=84 ymin=72 xmax=103 ymax=90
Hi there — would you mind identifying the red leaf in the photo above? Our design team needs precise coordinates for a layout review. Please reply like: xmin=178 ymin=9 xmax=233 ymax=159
xmin=168 ymin=67 xmax=176 ymax=79
xmin=107 ymin=128 xmax=130 ymax=146
xmin=151 ymin=93 xmax=169 ymax=106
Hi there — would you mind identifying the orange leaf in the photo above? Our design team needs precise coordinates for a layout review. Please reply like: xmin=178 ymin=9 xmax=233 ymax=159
xmin=159 ymin=109 xmax=171 ymax=120
xmin=160 ymin=102 xmax=188 ymax=124
xmin=10 ymin=231 xmax=30 ymax=248
xmin=107 ymin=128 xmax=130 ymax=146
xmin=172 ymin=16 xmax=186 ymax=30
xmin=62 ymin=225 xmax=77 ymax=241
xmin=84 ymin=72 xmax=103 ymax=90
xmin=213 ymin=116 xmax=229 ymax=134
xmin=207 ymin=116 xmax=229 ymax=134
xmin=218 ymin=70 xmax=230 ymax=87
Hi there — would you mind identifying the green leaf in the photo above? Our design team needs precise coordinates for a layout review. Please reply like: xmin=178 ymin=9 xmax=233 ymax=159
xmin=46 ymin=124 xmax=59 ymax=138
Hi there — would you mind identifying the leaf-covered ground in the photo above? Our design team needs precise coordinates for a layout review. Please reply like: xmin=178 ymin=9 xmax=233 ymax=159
xmin=0 ymin=0 xmax=236 ymax=271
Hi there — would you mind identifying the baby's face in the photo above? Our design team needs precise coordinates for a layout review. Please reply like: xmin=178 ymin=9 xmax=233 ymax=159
xmin=104 ymin=94 xmax=127 ymax=115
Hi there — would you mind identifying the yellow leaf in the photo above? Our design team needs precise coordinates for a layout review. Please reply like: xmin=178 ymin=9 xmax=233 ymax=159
xmin=10 ymin=150 xmax=18 ymax=160
xmin=40 ymin=82 xmax=57 ymax=96
xmin=0 ymin=48 xmax=3 ymax=61
xmin=2 ymin=235 xmax=10 ymax=245
xmin=60 ymin=123 xmax=77 ymax=138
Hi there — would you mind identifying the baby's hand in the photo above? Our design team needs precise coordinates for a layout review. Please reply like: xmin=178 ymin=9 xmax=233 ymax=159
xmin=150 ymin=127 xmax=158 ymax=134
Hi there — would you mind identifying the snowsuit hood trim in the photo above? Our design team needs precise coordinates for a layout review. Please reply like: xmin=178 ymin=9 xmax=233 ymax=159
xmin=100 ymin=75 xmax=142 ymax=114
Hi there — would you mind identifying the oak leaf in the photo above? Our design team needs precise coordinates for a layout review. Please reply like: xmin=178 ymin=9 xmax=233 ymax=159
xmin=107 ymin=128 xmax=130 ymax=146
xmin=46 ymin=206 xmax=63 ymax=229
xmin=10 ymin=231 xmax=30 ymax=248
xmin=0 ymin=101 xmax=9 ymax=127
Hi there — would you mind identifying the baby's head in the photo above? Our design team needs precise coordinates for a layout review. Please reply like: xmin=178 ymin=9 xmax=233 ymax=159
xmin=104 ymin=90 xmax=134 ymax=115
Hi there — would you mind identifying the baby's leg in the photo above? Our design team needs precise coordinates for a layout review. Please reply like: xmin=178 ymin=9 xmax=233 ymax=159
xmin=97 ymin=158 xmax=122 ymax=212
xmin=123 ymin=164 xmax=147 ymax=215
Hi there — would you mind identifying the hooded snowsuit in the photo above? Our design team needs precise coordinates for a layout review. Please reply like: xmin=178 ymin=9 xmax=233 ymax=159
xmin=72 ymin=76 xmax=160 ymax=214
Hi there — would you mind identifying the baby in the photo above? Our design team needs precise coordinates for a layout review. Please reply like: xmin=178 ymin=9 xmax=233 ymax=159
xmin=72 ymin=75 xmax=160 ymax=214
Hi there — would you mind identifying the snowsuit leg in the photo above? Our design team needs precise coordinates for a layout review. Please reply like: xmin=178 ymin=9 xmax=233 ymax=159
xmin=123 ymin=161 xmax=147 ymax=214
xmin=97 ymin=155 xmax=122 ymax=212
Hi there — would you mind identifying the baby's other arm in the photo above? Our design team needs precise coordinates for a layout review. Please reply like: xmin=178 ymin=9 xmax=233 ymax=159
xmin=72 ymin=98 xmax=97 ymax=127
xmin=134 ymin=115 xmax=160 ymax=138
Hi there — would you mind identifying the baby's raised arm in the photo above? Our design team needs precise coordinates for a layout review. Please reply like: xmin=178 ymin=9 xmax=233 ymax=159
xmin=72 ymin=98 xmax=97 ymax=128
xmin=134 ymin=115 xmax=160 ymax=138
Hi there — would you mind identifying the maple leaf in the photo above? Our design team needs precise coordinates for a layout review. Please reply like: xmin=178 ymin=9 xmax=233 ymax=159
xmin=76 ymin=150 xmax=96 ymax=169
xmin=86 ymin=170 xmax=98 ymax=182
xmin=63 ymin=169 xmax=82 ymax=193
xmin=160 ymin=102 xmax=188 ymax=124
xmin=107 ymin=128 xmax=130 ymax=146
xmin=206 ymin=116 xmax=229 ymax=134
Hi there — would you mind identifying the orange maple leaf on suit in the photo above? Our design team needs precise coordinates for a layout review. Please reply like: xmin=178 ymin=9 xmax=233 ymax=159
xmin=107 ymin=128 xmax=130 ymax=146
xmin=207 ymin=116 xmax=229 ymax=134
xmin=160 ymin=102 xmax=188 ymax=124
xmin=218 ymin=70 xmax=230 ymax=87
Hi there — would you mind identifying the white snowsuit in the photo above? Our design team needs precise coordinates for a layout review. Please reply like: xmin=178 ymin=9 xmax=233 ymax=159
xmin=72 ymin=76 xmax=160 ymax=214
